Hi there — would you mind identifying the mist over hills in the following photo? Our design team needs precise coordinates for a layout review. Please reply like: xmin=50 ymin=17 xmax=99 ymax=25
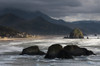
xmin=0 ymin=8 xmax=100 ymax=35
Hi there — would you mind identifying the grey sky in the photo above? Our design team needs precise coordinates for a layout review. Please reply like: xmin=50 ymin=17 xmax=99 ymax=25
xmin=0 ymin=0 xmax=100 ymax=21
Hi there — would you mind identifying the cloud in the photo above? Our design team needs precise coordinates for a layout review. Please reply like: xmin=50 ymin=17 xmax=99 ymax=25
xmin=0 ymin=0 xmax=100 ymax=21
xmin=59 ymin=13 xmax=100 ymax=22
xmin=0 ymin=0 xmax=82 ymax=16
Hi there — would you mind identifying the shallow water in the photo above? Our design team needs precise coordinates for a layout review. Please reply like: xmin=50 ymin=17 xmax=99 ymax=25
xmin=0 ymin=36 xmax=100 ymax=66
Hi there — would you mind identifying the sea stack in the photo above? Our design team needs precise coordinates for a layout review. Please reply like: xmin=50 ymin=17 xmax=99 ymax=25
xmin=69 ymin=28 xmax=84 ymax=38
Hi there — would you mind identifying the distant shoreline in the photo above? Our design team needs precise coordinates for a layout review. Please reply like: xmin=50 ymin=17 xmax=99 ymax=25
xmin=0 ymin=35 xmax=67 ymax=41
xmin=0 ymin=35 xmax=62 ymax=41
xmin=0 ymin=36 xmax=46 ymax=41
xmin=0 ymin=35 xmax=99 ymax=41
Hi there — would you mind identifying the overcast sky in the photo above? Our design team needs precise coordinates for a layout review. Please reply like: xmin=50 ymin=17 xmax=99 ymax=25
xmin=0 ymin=0 xmax=100 ymax=22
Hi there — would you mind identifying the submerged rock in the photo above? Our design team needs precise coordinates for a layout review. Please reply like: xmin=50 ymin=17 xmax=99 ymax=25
xmin=63 ymin=45 xmax=95 ymax=56
xmin=69 ymin=28 xmax=84 ymax=38
xmin=20 ymin=46 xmax=45 ymax=55
xmin=45 ymin=44 xmax=63 ymax=59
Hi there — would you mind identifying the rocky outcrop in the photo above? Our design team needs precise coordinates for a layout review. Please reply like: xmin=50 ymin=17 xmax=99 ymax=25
xmin=57 ymin=49 xmax=73 ymax=59
xmin=63 ymin=45 xmax=95 ymax=56
xmin=20 ymin=46 xmax=45 ymax=55
xmin=45 ymin=44 xmax=63 ymax=59
xmin=45 ymin=44 xmax=95 ymax=59
xmin=69 ymin=28 xmax=84 ymax=38
xmin=20 ymin=44 xmax=95 ymax=59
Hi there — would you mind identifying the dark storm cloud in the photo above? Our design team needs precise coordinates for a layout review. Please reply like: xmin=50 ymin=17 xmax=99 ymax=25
xmin=0 ymin=0 xmax=82 ymax=16
xmin=0 ymin=0 xmax=100 ymax=21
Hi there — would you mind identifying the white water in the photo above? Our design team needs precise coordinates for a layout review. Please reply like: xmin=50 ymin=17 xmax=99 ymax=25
xmin=0 ymin=36 xmax=100 ymax=66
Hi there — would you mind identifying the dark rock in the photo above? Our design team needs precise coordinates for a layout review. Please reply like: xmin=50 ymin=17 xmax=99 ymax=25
xmin=87 ymin=51 xmax=95 ymax=55
xmin=64 ymin=45 xmax=95 ymax=56
xmin=45 ymin=44 xmax=94 ymax=59
xmin=64 ymin=35 xmax=69 ymax=39
xmin=45 ymin=44 xmax=63 ymax=59
xmin=64 ymin=37 xmax=68 ymax=39
xmin=81 ymin=48 xmax=95 ymax=55
xmin=94 ymin=34 xmax=97 ymax=36
xmin=57 ymin=49 xmax=73 ymax=59
xmin=20 ymin=46 xmax=45 ymax=55
xmin=87 ymin=37 xmax=89 ymax=39
xmin=69 ymin=28 xmax=84 ymax=38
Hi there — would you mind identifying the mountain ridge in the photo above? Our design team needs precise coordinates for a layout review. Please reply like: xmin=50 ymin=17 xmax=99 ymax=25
xmin=0 ymin=12 xmax=72 ymax=35
xmin=0 ymin=8 xmax=100 ymax=35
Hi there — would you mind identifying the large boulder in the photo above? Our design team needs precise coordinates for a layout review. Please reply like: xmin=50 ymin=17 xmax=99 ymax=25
xmin=57 ymin=49 xmax=73 ymax=59
xmin=69 ymin=28 xmax=84 ymax=38
xmin=45 ymin=44 xmax=63 ymax=59
xmin=45 ymin=44 xmax=73 ymax=59
xmin=20 ymin=46 xmax=45 ymax=55
xmin=63 ymin=45 xmax=95 ymax=56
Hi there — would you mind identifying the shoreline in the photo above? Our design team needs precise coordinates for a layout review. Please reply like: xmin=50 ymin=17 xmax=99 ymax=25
xmin=0 ymin=35 xmax=99 ymax=41
xmin=0 ymin=35 xmax=58 ymax=41
xmin=0 ymin=36 xmax=46 ymax=41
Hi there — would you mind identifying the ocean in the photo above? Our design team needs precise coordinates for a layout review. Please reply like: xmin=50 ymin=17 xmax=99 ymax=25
xmin=0 ymin=36 xmax=100 ymax=66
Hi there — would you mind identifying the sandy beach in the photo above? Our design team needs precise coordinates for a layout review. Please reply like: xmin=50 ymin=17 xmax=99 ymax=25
xmin=0 ymin=36 xmax=47 ymax=41
xmin=0 ymin=35 xmax=60 ymax=41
